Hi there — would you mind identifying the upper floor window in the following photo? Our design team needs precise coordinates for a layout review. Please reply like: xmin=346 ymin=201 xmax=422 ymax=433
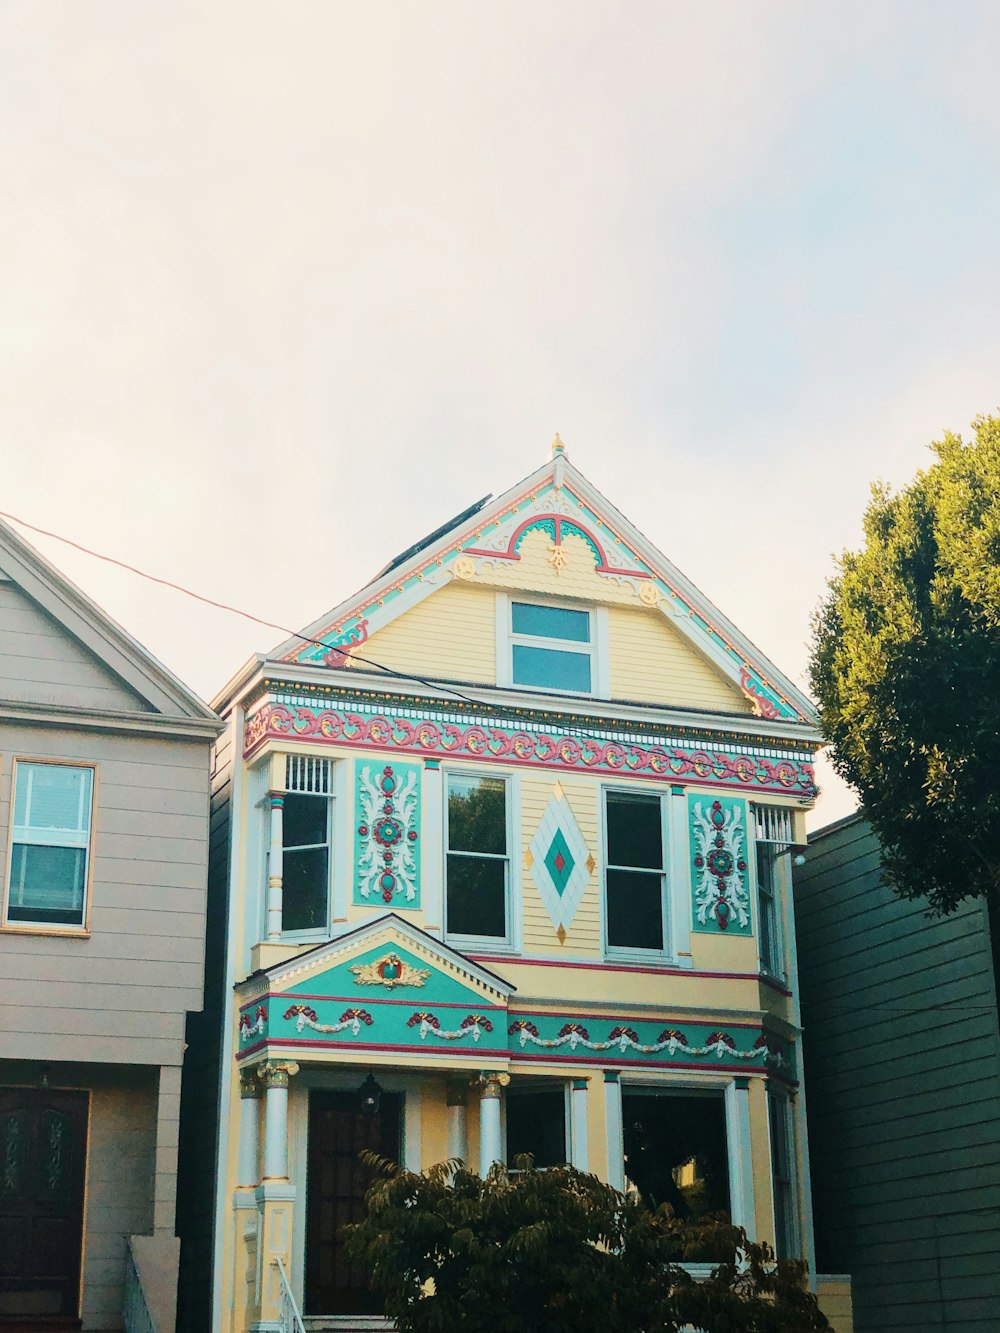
xmin=5 ymin=762 xmax=95 ymax=930
xmin=753 ymin=806 xmax=791 ymax=977
xmin=510 ymin=600 xmax=593 ymax=694
xmin=604 ymin=789 xmax=668 ymax=955
xmin=282 ymin=756 xmax=332 ymax=933
xmin=445 ymin=773 xmax=509 ymax=943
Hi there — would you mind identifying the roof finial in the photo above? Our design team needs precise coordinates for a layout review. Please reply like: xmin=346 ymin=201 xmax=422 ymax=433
xmin=551 ymin=432 xmax=566 ymax=456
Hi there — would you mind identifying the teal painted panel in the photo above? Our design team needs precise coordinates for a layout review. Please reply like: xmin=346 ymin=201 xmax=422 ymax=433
xmin=281 ymin=942 xmax=495 ymax=1008
xmin=689 ymin=794 xmax=752 ymax=934
xmin=507 ymin=1013 xmax=792 ymax=1075
xmin=353 ymin=759 xmax=421 ymax=910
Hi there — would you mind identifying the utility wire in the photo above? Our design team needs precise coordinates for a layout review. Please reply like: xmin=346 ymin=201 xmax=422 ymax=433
xmin=0 ymin=508 xmax=793 ymax=760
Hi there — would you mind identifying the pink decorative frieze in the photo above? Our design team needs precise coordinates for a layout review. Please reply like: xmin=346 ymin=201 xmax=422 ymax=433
xmin=244 ymin=701 xmax=817 ymax=798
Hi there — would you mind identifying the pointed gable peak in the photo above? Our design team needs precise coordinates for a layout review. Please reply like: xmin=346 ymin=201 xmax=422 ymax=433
xmin=274 ymin=447 xmax=816 ymax=727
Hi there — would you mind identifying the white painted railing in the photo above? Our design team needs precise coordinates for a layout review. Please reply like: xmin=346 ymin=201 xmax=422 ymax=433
xmin=123 ymin=1241 xmax=156 ymax=1333
xmin=275 ymin=1256 xmax=307 ymax=1333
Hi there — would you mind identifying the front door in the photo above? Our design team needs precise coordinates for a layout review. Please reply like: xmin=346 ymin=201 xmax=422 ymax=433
xmin=0 ymin=1089 xmax=88 ymax=1327
xmin=305 ymin=1089 xmax=402 ymax=1316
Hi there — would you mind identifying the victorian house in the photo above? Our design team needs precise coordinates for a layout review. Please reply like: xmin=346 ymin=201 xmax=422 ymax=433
xmin=0 ymin=519 xmax=219 ymax=1331
xmin=198 ymin=441 xmax=852 ymax=1332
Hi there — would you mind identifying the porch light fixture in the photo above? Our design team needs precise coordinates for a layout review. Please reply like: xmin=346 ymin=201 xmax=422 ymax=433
xmin=357 ymin=1073 xmax=383 ymax=1115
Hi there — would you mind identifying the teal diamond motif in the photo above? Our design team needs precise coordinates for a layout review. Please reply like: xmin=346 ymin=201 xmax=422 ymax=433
xmin=543 ymin=828 xmax=576 ymax=896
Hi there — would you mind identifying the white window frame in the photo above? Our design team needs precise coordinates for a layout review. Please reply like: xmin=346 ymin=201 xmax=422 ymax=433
xmin=442 ymin=766 xmax=516 ymax=952
xmin=3 ymin=758 xmax=96 ymax=934
xmin=601 ymin=784 xmax=671 ymax=963
xmin=503 ymin=1079 xmax=571 ymax=1170
xmin=616 ymin=1075 xmax=749 ymax=1269
xmin=496 ymin=593 xmax=609 ymax=698
xmin=280 ymin=755 xmax=334 ymax=942
xmin=752 ymin=805 xmax=792 ymax=980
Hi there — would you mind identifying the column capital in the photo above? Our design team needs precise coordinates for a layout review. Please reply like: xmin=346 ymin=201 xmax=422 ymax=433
xmin=257 ymin=1060 xmax=299 ymax=1091
xmin=572 ymin=1077 xmax=589 ymax=1091
xmin=239 ymin=1067 xmax=263 ymax=1099
xmin=269 ymin=792 xmax=285 ymax=808
xmin=475 ymin=1071 xmax=510 ymax=1100
xmin=602 ymin=1069 xmax=620 ymax=1084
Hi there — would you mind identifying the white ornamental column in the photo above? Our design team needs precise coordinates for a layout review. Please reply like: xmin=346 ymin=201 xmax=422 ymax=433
xmin=570 ymin=1078 xmax=590 ymax=1172
xmin=446 ymin=1080 xmax=468 ymax=1166
xmin=266 ymin=793 xmax=284 ymax=941
xmin=478 ymin=1071 xmax=509 ymax=1176
xmin=237 ymin=1067 xmax=262 ymax=1187
xmin=727 ymin=1076 xmax=757 ymax=1239
xmin=259 ymin=1060 xmax=299 ymax=1180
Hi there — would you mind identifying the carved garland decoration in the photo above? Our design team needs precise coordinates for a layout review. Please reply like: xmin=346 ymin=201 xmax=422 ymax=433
xmin=408 ymin=1012 xmax=496 ymax=1043
xmin=507 ymin=1020 xmax=785 ymax=1067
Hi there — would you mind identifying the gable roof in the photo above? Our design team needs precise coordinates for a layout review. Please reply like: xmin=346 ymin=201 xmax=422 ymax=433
xmin=266 ymin=443 xmax=817 ymax=726
xmin=0 ymin=517 xmax=220 ymax=731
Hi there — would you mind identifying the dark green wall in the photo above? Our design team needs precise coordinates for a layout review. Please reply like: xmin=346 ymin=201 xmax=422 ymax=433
xmin=795 ymin=815 xmax=1000 ymax=1333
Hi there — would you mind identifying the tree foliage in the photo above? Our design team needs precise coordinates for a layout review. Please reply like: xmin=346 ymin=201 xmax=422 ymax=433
xmin=810 ymin=415 xmax=1000 ymax=913
xmin=343 ymin=1157 xmax=830 ymax=1333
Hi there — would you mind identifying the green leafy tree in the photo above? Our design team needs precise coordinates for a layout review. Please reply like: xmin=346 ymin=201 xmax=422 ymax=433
xmin=343 ymin=1157 xmax=830 ymax=1333
xmin=810 ymin=414 xmax=1000 ymax=914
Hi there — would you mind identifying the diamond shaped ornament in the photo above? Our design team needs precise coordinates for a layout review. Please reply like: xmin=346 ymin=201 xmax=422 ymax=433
xmin=529 ymin=786 xmax=591 ymax=934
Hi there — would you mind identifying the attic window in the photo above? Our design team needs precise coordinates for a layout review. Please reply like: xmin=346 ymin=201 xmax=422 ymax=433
xmin=509 ymin=600 xmax=593 ymax=694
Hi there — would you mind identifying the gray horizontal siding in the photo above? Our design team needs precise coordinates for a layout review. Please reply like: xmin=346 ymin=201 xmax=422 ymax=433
xmin=0 ymin=715 xmax=212 ymax=1065
xmin=0 ymin=583 xmax=152 ymax=712
xmin=795 ymin=817 xmax=1000 ymax=1333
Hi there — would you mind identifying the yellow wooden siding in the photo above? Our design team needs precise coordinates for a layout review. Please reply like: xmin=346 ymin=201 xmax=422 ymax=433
xmin=353 ymin=580 xmax=496 ymax=683
xmin=608 ymin=604 xmax=749 ymax=712
xmin=519 ymin=772 xmax=601 ymax=956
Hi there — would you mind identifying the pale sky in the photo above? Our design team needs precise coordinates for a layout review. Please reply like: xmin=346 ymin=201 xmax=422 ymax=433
xmin=3 ymin=2 xmax=998 ymax=830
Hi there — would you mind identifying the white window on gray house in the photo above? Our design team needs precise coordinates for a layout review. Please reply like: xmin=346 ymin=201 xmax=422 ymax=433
xmin=604 ymin=789 xmax=668 ymax=955
xmin=506 ymin=1083 xmax=568 ymax=1168
xmin=282 ymin=756 xmax=332 ymax=933
xmin=510 ymin=601 xmax=593 ymax=694
xmin=753 ymin=805 xmax=792 ymax=977
xmin=445 ymin=773 xmax=509 ymax=942
xmin=768 ymin=1092 xmax=798 ymax=1258
xmin=5 ymin=762 xmax=94 ymax=929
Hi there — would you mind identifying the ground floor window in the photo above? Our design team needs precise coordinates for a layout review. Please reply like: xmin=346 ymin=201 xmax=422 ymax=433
xmin=305 ymin=1089 xmax=402 ymax=1315
xmin=768 ymin=1092 xmax=798 ymax=1258
xmin=506 ymin=1083 xmax=567 ymax=1168
xmin=621 ymin=1088 xmax=730 ymax=1247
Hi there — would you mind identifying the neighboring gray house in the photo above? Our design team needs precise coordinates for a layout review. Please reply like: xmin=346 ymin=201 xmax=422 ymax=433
xmin=794 ymin=813 xmax=1000 ymax=1333
xmin=0 ymin=520 xmax=219 ymax=1332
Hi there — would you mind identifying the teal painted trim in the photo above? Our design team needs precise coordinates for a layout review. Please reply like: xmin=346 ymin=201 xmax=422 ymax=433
xmin=353 ymin=759 xmax=421 ymax=910
xmin=424 ymin=758 xmax=441 ymax=770
xmin=282 ymin=941 xmax=492 ymax=1007
xmin=689 ymin=794 xmax=753 ymax=936
xmin=291 ymin=478 xmax=800 ymax=721
xmin=572 ymin=1078 xmax=589 ymax=1090
xmin=603 ymin=1071 xmax=620 ymax=1083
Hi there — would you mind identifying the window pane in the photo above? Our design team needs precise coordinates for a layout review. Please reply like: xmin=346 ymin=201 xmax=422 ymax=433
xmin=507 ymin=1087 xmax=567 ymax=1168
xmin=512 ymin=644 xmax=591 ymax=693
xmin=283 ymin=793 xmax=328 ymax=849
xmin=512 ymin=602 xmax=590 ymax=643
xmin=7 ymin=844 xmax=86 ymax=925
xmin=15 ymin=764 xmax=92 ymax=833
xmin=622 ymin=1091 xmax=730 ymax=1253
xmin=769 ymin=1097 xmax=795 ymax=1258
xmin=283 ymin=846 xmax=329 ymax=931
xmin=448 ymin=776 xmax=506 ymax=855
xmin=606 ymin=791 xmax=662 ymax=868
xmin=446 ymin=854 xmax=506 ymax=938
xmin=606 ymin=868 xmax=663 ymax=950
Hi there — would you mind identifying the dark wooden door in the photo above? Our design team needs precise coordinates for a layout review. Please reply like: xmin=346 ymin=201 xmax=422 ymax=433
xmin=0 ymin=1090 xmax=88 ymax=1327
xmin=305 ymin=1089 xmax=401 ymax=1316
